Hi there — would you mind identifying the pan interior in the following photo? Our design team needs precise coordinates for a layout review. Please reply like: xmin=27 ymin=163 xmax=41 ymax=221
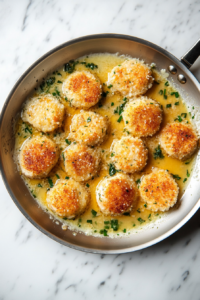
xmin=1 ymin=35 xmax=200 ymax=253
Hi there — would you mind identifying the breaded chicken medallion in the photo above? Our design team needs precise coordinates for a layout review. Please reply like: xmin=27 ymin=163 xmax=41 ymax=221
xmin=160 ymin=122 xmax=198 ymax=160
xmin=62 ymin=71 xmax=102 ymax=108
xmin=19 ymin=136 xmax=59 ymax=178
xmin=96 ymin=173 xmax=138 ymax=216
xmin=111 ymin=137 xmax=148 ymax=173
xmin=122 ymin=97 xmax=162 ymax=137
xmin=21 ymin=94 xmax=65 ymax=132
xmin=140 ymin=168 xmax=179 ymax=212
xmin=64 ymin=143 xmax=101 ymax=181
xmin=107 ymin=59 xmax=153 ymax=97
xmin=46 ymin=179 xmax=90 ymax=219
xmin=69 ymin=111 xmax=108 ymax=146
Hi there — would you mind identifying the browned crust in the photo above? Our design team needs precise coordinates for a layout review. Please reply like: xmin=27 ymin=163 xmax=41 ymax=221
xmin=160 ymin=123 xmax=198 ymax=160
xmin=68 ymin=72 xmax=101 ymax=104
xmin=104 ymin=178 xmax=136 ymax=214
xmin=22 ymin=138 xmax=58 ymax=175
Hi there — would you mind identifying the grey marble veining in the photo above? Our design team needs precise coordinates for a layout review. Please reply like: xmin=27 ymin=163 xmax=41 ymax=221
xmin=0 ymin=0 xmax=200 ymax=299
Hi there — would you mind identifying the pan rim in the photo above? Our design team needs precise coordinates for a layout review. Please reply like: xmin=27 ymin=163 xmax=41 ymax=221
xmin=1 ymin=33 xmax=200 ymax=254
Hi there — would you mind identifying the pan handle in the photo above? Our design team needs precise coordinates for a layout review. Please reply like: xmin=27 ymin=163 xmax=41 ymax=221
xmin=181 ymin=39 xmax=200 ymax=68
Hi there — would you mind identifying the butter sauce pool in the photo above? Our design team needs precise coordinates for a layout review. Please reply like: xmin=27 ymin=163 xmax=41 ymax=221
xmin=14 ymin=53 xmax=195 ymax=238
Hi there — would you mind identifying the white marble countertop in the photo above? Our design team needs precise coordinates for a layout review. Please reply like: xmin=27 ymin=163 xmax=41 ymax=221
xmin=1 ymin=0 xmax=200 ymax=299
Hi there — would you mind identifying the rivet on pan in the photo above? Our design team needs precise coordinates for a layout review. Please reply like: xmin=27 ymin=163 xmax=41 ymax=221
xmin=178 ymin=74 xmax=187 ymax=84
xmin=168 ymin=65 xmax=177 ymax=74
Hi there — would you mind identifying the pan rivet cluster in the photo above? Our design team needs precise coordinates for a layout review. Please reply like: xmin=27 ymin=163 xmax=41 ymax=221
xmin=178 ymin=74 xmax=187 ymax=84
xmin=168 ymin=65 xmax=177 ymax=74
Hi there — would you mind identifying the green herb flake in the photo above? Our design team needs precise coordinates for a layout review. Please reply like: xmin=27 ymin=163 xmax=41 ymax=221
xmin=171 ymin=174 xmax=181 ymax=180
xmin=37 ymin=183 xmax=42 ymax=188
xmin=91 ymin=209 xmax=97 ymax=217
xmin=57 ymin=80 xmax=62 ymax=84
xmin=55 ymin=174 xmax=60 ymax=179
xmin=123 ymin=229 xmax=126 ymax=233
xmin=183 ymin=178 xmax=187 ymax=183
xmin=48 ymin=178 xmax=53 ymax=188
xmin=109 ymin=163 xmax=117 ymax=176
xmin=159 ymin=90 xmax=163 ymax=95
xmin=165 ymin=81 xmax=169 ymax=86
xmin=117 ymin=115 xmax=123 ymax=123
xmin=65 ymin=176 xmax=69 ymax=180
xmin=181 ymin=113 xmax=187 ymax=118
xmin=138 ymin=217 xmax=145 ymax=224
xmin=86 ymin=183 xmax=90 ymax=188
xmin=175 ymin=102 xmax=179 ymax=106
xmin=87 ymin=220 xmax=93 ymax=224
xmin=111 ymin=102 xmax=114 ymax=106
xmin=65 ymin=139 xmax=71 ymax=145
xmin=144 ymin=203 xmax=147 ymax=208
xmin=153 ymin=145 xmax=164 ymax=159
xmin=166 ymin=104 xmax=172 ymax=108
xmin=104 ymin=221 xmax=110 ymax=224
xmin=163 ymin=89 xmax=167 ymax=99
xmin=111 ymin=152 xmax=115 ymax=157
xmin=108 ymin=84 xmax=113 ymax=89
xmin=187 ymin=170 xmax=190 ymax=177
xmin=175 ymin=115 xmax=182 ymax=122
xmin=111 ymin=219 xmax=119 ymax=231
xmin=87 ymin=117 xmax=91 ymax=123
xmin=123 ymin=212 xmax=130 ymax=216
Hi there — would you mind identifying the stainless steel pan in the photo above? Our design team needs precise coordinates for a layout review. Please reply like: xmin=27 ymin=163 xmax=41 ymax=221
xmin=1 ymin=34 xmax=200 ymax=254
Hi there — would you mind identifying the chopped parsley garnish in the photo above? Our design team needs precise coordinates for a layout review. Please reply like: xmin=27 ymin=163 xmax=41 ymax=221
xmin=136 ymin=179 xmax=141 ymax=186
xmin=145 ymin=189 xmax=148 ymax=192
xmin=111 ymin=219 xmax=119 ymax=231
xmin=183 ymin=178 xmax=187 ymax=183
xmin=85 ymin=62 xmax=98 ymax=70
xmin=144 ymin=203 xmax=147 ymax=208
xmin=166 ymin=104 xmax=172 ymax=108
xmin=185 ymin=161 xmax=190 ymax=165
xmin=123 ymin=229 xmax=126 ymax=233
xmin=175 ymin=102 xmax=179 ymax=105
xmin=108 ymin=84 xmax=113 ymax=89
xmin=159 ymin=90 xmax=163 ymax=95
xmin=65 ymin=176 xmax=69 ymax=179
xmin=187 ymin=170 xmax=190 ymax=177
xmin=104 ymin=221 xmax=110 ymax=224
xmin=171 ymin=174 xmax=181 ymax=180
xmin=87 ymin=220 xmax=92 ymax=224
xmin=163 ymin=89 xmax=167 ymax=99
xmin=153 ymin=145 xmax=164 ymax=159
xmin=171 ymin=92 xmax=179 ymax=98
xmin=148 ymin=214 xmax=151 ymax=219
xmin=111 ymin=152 xmax=115 ymax=157
xmin=123 ymin=212 xmax=130 ymax=216
xmin=37 ymin=183 xmax=42 ymax=187
xmin=165 ymin=81 xmax=169 ymax=86
xmin=181 ymin=113 xmax=187 ymax=118
xmin=55 ymin=174 xmax=60 ymax=179
xmin=117 ymin=115 xmax=123 ymax=123
xmin=138 ymin=217 xmax=145 ymax=224
xmin=100 ymin=229 xmax=108 ymax=236
xmin=31 ymin=190 xmax=36 ymax=198
xmin=137 ymin=208 xmax=141 ymax=213
xmin=111 ymin=102 xmax=114 ymax=106
xmin=47 ymin=178 xmax=53 ymax=188
xmin=109 ymin=163 xmax=117 ymax=176
xmin=65 ymin=139 xmax=71 ymax=145
xmin=86 ymin=183 xmax=90 ymax=188
xmin=57 ymin=80 xmax=62 ymax=84
xmin=91 ymin=209 xmax=97 ymax=217
xmin=46 ymin=77 xmax=55 ymax=86
xmin=174 ymin=115 xmax=182 ymax=122
xmin=87 ymin=117 xmax=91 ymax=122
xmin=64 ymin=60 xmax=79 ymax=73
xmin=24 ymin=124 xmax=32 ymax=135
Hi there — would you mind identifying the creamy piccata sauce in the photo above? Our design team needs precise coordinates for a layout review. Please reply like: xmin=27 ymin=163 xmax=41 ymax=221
xmin=14 ymin=53 xmax=196 ymax=238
